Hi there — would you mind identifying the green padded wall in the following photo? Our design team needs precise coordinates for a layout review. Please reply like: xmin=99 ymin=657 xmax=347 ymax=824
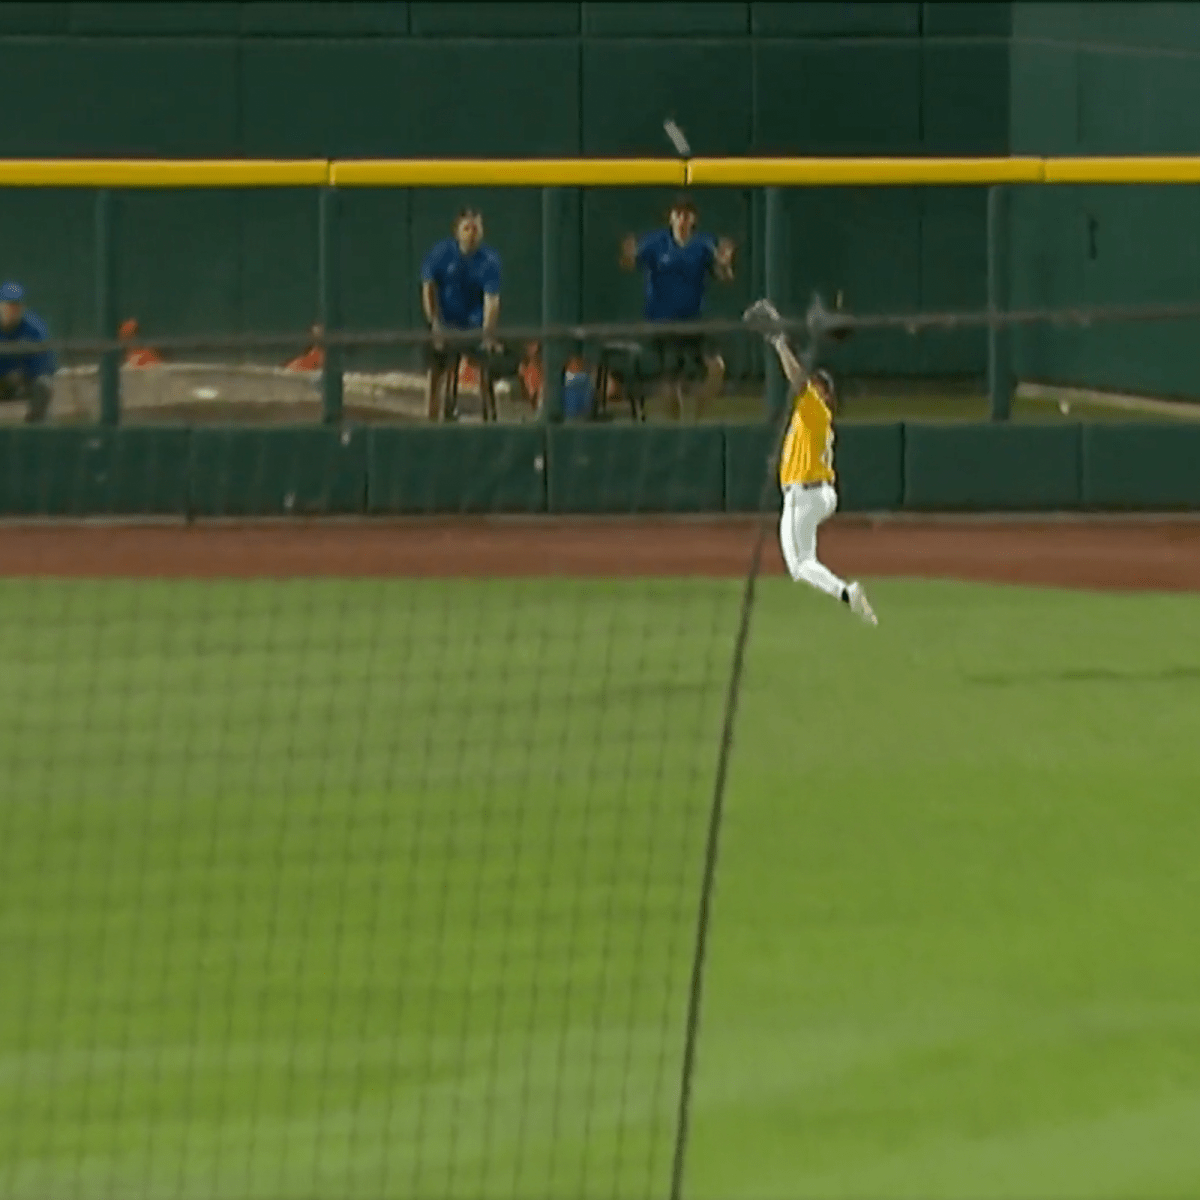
xmin=904 ymin=424 xmax=1081 ymax=510
xmin=547 ymin=426 xmax=725 ymax=513
xmin=3 ymin=422 xmax=1194 ymax=517
xmin=368 ymin=426 xmax=547 ymax=513
xmin=187 ymin=427 xmax=368 ymax=516
xmin=238 ymin=3 xmax=411 ymax=35
xmin=582 ymin=3 xmax=749 ymax=35
xmin=0 ymin=428 xmax=190 ymax=516
xmin=0 ymin=3 xmax=71 ymax=34
xmin=1082 ymin=423 xmax=1200 ymax=510
xmin=751 ymin=3 xmax=919 ymax=35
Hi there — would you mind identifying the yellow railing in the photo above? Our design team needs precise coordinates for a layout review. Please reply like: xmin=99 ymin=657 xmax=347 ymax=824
xmin=6 ymin=157 xmax=1200 ymax=187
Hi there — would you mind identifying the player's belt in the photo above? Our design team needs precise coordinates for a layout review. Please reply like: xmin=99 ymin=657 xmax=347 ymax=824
xmin=801 ymin=481 xmax=828 ymax=490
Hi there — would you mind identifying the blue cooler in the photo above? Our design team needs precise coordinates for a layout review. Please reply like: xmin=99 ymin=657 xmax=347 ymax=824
xmin=562 ymin=368 xmax=595 ymax=420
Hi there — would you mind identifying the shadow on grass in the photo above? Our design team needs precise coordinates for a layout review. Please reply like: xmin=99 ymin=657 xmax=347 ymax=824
xmin=964 ymin=665 xmax=1200 ymax=687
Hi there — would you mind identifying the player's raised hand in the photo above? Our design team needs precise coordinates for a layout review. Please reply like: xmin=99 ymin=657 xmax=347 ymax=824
xmin=619 ymin=235 xmax=637 ymax=271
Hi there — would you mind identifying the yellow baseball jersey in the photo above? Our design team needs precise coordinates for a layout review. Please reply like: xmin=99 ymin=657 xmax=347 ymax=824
xmin=779 ymin=381 xmax=835 ymax=489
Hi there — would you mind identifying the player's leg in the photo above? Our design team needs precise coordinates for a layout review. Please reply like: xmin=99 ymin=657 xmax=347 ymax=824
xmin=778 ymin=485 xmax=804 ymax=579
xmin=786 ymin=485 xmax=877 ymax=623
xmin=812 ymin=486 xmax=877 ymax=624
xmin=790 ymin=485 xmax=848 ymax=600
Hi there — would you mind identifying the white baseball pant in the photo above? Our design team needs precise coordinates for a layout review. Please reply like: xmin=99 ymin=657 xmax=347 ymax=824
xmin=779 ymin=482 xmax=848 ymax=599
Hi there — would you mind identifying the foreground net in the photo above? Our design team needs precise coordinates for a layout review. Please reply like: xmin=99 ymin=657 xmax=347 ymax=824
xmin=0 ymin=392 xmax=776 ymax=1199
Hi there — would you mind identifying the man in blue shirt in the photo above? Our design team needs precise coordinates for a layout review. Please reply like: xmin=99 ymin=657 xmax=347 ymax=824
xmin=420 ymin=208 xmax=503 ymax=421
xmin=0 ymin=281 xmax=55 ymax=422
xmin=620 ymin=196 xmax=735 ymax=419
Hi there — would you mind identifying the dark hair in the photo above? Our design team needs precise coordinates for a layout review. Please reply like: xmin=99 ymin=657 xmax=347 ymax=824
xmin=668 ymin=194 xmax=697 ymax=217
xmin=455 ymin=207 xmax=482 ymax=226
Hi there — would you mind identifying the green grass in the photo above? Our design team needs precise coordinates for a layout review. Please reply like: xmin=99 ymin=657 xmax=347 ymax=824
xmin=3 ymin=575 xmax=1200 ymax=1197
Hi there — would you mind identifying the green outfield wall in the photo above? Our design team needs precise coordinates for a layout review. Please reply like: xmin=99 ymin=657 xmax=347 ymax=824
xmin=0 ymin=2 xmax=1009 ymax=380
xmin=1 ymin=421 xmax=1195 ymax=518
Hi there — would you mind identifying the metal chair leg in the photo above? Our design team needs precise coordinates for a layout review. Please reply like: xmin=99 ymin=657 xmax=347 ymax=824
xmin=481 ymin=367 xmax=497 ymax=422
xmin=445 ymin=353 xmax=460 ymax=421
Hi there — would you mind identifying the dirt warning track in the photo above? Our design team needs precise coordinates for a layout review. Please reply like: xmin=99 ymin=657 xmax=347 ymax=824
xmin=0 ymin=516 xmax=1196 ymax=591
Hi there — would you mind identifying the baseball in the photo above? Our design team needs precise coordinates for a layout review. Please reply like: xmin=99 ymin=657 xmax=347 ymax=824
xmin=1059 ymin=400 xmax=1071 ymax=414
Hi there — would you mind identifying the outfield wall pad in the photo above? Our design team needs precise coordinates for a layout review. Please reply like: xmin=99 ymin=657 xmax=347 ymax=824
xmin=0 ymin=427 xmax=191 ymax=516
xmin=188 ymin=427 xmax=368 ymax=517
xmin=903 ymin=424 xmax=1082 ymax=511
xmin=368 ymin=426 xmax=547 ymax=514
xmin=546 ymin=426 xmax=726 ymax=514
xmin=1081 ymin=424 xmax=1200 ymax=511
xmin=0 ymin=423 xmax=1194 ymax=517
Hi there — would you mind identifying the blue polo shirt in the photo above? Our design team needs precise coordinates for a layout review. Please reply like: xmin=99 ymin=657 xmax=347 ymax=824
xmin=0 ymin=310 xmax=56 ymax=379
xmin=420 ymin=238 xmax=502 ymax=330
xmin=635 ymin=228 xmax=717 ymax=322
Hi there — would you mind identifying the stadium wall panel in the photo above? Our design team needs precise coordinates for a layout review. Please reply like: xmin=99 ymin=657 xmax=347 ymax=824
xmin=581 ymin=2 xmax=750 ymax=36
xmin=367 ymin=426 xmax=548 ymax=515
xmin=903 ymin=423 xmax=1082 ymax=510
xmin=3 ymin=422 xmax=1199 ymax=517
xmin=547 ymin=426 xmax=726 ymax=514
xmin=1081 ymin=423 xmax=1200 ymax=510
xmin=0 ymin=427 xmax=191 ymax=516
xmin=187 ymin=426 xmax=368 ymax=517
xmin=750 ymin=2 xmax=920 ymax=36
xmin=723 ymin=424 xmax=777 ymax=513
xmin=839 ymin=424 xmax=907 ymax=512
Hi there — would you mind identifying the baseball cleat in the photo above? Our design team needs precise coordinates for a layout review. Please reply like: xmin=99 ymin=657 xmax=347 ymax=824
xmin=848 ymin=582 xmax=877 ymax=626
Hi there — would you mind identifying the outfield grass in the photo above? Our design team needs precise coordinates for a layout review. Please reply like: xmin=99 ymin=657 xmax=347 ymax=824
xmin=2 ymin=575 xmax=1200 ymax=1198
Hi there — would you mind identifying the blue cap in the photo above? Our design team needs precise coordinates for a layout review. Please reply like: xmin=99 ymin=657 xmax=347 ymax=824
xmin=0 ymin=281 xmax=24 ymax=304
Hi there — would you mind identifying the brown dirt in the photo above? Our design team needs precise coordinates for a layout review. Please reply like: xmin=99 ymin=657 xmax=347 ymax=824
xmin=0 ymin=516 xmax=1198 ymax=590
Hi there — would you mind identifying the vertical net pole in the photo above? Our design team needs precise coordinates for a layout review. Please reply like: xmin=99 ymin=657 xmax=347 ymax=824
xmin=765 ymin=186 xmax=787 ymax=422
xmin=987 ymin=182 xmax=1014 ymax=421
xmin=95 ymin=188 xmax=120 ymax=427
xmin=319 ymin=184 xmax=344 ymax=424
xmin=541 ymin=185 xmax=565 ymax=423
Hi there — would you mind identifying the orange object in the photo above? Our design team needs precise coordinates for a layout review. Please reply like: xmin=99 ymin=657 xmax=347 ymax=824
xmin=118 ymin=318 xmax=163 ymax=367
xmin=457 ymin=358 xmax=480 ymax=389
xmin=285 ymin=345 xmax=324 ymax=372
xmin=518 ymin=342 xmax=543 ymax=407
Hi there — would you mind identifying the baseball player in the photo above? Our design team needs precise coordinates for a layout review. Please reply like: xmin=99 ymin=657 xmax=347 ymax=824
xmin=420 ymin=207 xmax=502 ymax=421
xmin=745 ymin=298 xmax=877 ymax=626
xmin=0 ymin=281 xmax=55 ymax=422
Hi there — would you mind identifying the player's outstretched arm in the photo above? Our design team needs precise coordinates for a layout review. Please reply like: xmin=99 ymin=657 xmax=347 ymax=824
xmin=744 ymin=298 xmax=808 ymax=392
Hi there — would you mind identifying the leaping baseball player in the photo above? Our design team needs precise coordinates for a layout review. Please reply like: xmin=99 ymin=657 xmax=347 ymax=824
xmin=745 ymin=298 xmax=877 ymax=626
